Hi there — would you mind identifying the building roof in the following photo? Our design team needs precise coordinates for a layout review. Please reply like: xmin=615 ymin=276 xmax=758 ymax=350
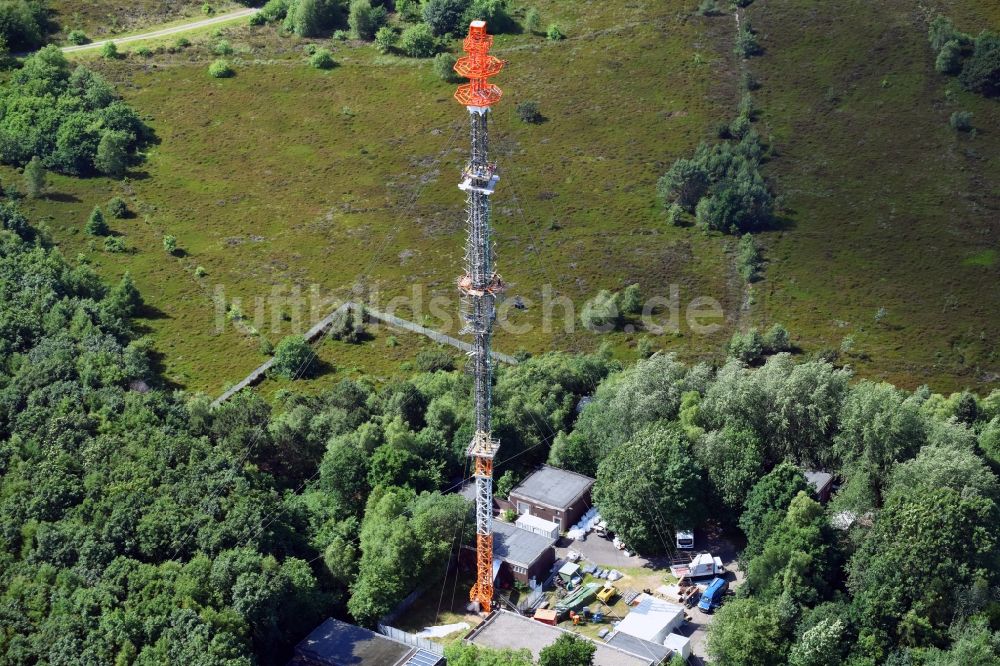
xmin=606 ymin=632 xmax=671 ymax=664
xmin=466 ymin=610 xmax=655 ymax=666
xmin=293 ymin=618 xmax=442 ymax=666
xmin=662 ymin=633 xmax=691 ymax=654
xmin=510 ymin=465 xmax=595 ymax=510
xmin=493 ymin=521 xmax=555 ymax=568
xmin=615 ymin=597 xmax=685 ymax=643
xmin=805 ymin=470 xmax=834 ymax=493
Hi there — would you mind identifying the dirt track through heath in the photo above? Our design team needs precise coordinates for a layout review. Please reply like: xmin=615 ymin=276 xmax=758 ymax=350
xmin=61 ymin=7 xmax=256 ymax=53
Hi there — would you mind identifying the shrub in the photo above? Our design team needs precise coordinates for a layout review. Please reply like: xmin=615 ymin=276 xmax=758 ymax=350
xmin=414 ymin=348 xmax=455 ymax=372
xmin=329 ymin=306 xmax=366 ymax=343
xmin=580 ymin=289 xmax=620 ymax=332
xmin=106 ymin=197 xmax=128 ymax=218
xmin=666 ymin=202 xmax=685 ymax=226
xmin=195 ymin=265 xmax=207 ymax=277
xmin=85 ymin=207 xmax=109 ymax=236
xmin=697 ymin=0 xmax=721 ymax=17
xmin=399 ymin=23 xmax=437 ymax=57
xmin=249 ymin=11 xmax=266 ymax=25
xmin=422 ymin=0 xmax=467 ymax=36
xmin=463 ymin=0 xmax=513 ymax=33
xmin=175 ymin=37 xmax=191 ymax=48
xmin=637 ymin=336 xmax=654 ymax=359
xmin=259 ymin=0 xmax=290 ymax=23
xmin=101 ymin=42 xmax=119 ymax=59
xmin=163 ymin=235 xmax=177 ymax=254
xmin=935 ymin=39 xmax=963 ymax=75
xmin=209 ymin=59 xmax=236 ymax=78
xmin=259 ymin=337 xmax=274 ymax=355
xmin=735 ymin=20 xmax=761 ymax=57
xmin=950 ymin=110 xmax=973 ymax=132
xmin=658 ymin=158 xmax=709 ymax=211
xmin=728 ymin=328 xmax=764 ymax=364
xmin=959 ymin=32 xmax=1000 ymax=97
xmin=433 ymin=52 xmax=459 ymax=81
xmin=23 ymin=156 xmax=45 ymax=198
xmin=203 ymin=3 xmax=215 ymax=15
xmin=546 ymin=24 xmax=565 ymax=41
xmin=524 ymin=7 xmax=540 ymax=33
xmin=741 ymin=71 xmax=760 ymax=91
xmin=95 ymin=131 xmax=129 ymax=178
xmin=348 ymin=0 xmax=387 ymax=40
xmin=396 ymin=0 xmax=422 ymax=22
xmin=67 ymin=30 xmax=88 ymax=45
xmin=618 ymin=283 xmax=642 ymax=315
xmin=310 ymin=48 xmax=336 ymax=69
xmin=694 ymin=169 xmax=773 ymax=235
xmin=374 ymin=25 xmax=396 ymax=53
xmin=738 ymin=233 xmax=763 ymax=281
xmin=763 ymin=323 xmax=790 ymax=353
xmin=385 ymin=335 xmax=398 ymax=347
xmin=928 ymin=15 xmax=969 ymax=53
xmin=134 ymin=46 xmax=153 ymax=57
xmin=271 ymin=334 xmax=315 ymax=378
xmin=516 ymin=100 xmax=542 ymax=123
xmin=332 ymin=29 xmax=349 ymax=40
xmin=213 ymin=40 xmax=234 ymax=56
xmin=285 ymin=0 xmax=335 ymax=37
xmin=104 ymin=236 xmax=126 ymax=252
xmin=729 ymin=111 xmax=751 ymax=139
xmin=840 ymin=335 xmax=854 ymax=354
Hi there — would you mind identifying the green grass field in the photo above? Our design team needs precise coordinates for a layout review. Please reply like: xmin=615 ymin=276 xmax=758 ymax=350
xmin=747 ymin=0 xmax=1000 ymax=390
xmin=49 ymin=1 xmax=240 ymax=41
xmin=12 ymin=0 xmax=999 ymax=397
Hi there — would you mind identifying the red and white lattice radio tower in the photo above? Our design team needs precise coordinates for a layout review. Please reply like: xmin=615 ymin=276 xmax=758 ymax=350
xmin=454 ymin=20 xmax=505 ymax=612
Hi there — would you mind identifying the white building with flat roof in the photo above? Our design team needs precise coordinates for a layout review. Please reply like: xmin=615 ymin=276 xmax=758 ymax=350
xmin=614 ymin=596 xmax=686 ymax=645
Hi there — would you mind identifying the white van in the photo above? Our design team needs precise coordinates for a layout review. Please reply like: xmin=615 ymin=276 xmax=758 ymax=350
xmin=676 ymin=530 xmax=694 ymax=550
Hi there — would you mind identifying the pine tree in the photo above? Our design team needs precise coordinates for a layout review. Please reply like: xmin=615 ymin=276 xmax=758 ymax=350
xmin=85 ymin=207 xmax=109 ymax=236
xmin=23 ymin=156 xmax=46 ymax=198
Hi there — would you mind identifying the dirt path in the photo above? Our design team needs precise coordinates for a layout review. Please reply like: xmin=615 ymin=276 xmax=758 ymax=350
xmin=61 ymin=7 xmax=257 ymax=53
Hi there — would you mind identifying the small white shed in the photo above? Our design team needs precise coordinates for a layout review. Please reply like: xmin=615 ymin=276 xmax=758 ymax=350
xmin=663 ymin=633 xmax=691 ymax=660
xmin=516 ymin=513 xmax=561 ymax=539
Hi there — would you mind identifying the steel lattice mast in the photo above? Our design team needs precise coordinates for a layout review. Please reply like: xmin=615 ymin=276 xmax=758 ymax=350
xmin=454 ymin=20 xmax=505 ymax=612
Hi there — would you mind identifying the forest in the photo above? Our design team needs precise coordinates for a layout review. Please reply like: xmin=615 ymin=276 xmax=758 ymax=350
xmin=0 ymin=0 xmax=997 ymax=665
xmin=0 ymin=197 xmax=997 ymax=664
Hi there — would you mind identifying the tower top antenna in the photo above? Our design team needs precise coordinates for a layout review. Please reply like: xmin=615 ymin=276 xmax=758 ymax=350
xmin=454 ymin=21 xmax=504 ymax=109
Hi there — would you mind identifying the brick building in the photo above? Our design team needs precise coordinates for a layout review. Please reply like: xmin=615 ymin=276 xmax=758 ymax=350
xmin=509 ymin=465 xmax=595 ymax=532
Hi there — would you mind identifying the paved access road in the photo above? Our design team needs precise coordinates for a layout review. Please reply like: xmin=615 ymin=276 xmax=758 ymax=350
xmin=61 ymin=7 xmax=257 ymax=53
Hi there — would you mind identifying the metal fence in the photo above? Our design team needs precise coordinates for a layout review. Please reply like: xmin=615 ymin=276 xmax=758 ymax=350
xmin=212 ymin=302 xmax=517 ymax=405
xmin=365 ymin=306 xmax=518 ymax=365
xmin=516 ymin=586 xmax=546 ymax=613
xmin=376 ymin=624 xmax=445 ymax=656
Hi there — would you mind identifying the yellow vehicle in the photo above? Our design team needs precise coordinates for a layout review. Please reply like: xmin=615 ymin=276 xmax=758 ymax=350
xmin=596 ymin=585 xmax=618 ymax=604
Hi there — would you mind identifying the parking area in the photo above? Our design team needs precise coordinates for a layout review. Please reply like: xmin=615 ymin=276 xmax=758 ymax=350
xmin=553 ymin=524 xmax=744 ymax=664
xmin=554 ymin=532 xmax=652 ymax=570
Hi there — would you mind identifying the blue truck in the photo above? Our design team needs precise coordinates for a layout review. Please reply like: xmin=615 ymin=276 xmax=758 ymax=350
xmin=698 ymin=577 xmax=729 ymax=613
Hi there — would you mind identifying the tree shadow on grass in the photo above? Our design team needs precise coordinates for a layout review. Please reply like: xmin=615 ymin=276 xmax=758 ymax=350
xmin=762 ymin=214 xmax=796 ymax=232
xmin=44 ymin=192 xmax=80 ymax=203
xmin=144 ymin=346 xmax=184 ymax=392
